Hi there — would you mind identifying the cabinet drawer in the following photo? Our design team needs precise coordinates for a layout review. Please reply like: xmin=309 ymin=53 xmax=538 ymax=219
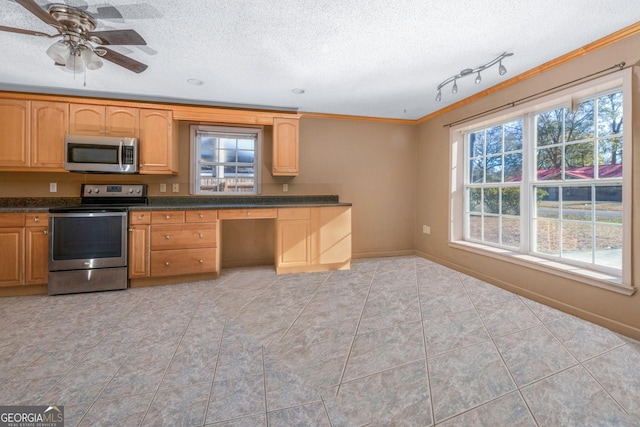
xmin=151 ymin=223 xmax=216 ymax=250
xmin=186 ymin=210 xmax=217 ymax=223
xmin=0 ymin=213 xmax=25 ymax=227
xmin=218 ymin=208 xmax=277 ymax=220
xmin=277 ymin=208 xmax=310 ymax=220
xmin=130 ymin=211 xmax=151 ymax=225
xmin=150 ymin=248 xmax=217 ymax=277
xmin=25 ymin=213 xmax=48 ymax=227
xmin=151 ymin=210 xmax=185 ymax=224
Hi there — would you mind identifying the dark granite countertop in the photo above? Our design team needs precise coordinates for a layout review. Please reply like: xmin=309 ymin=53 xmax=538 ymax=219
xmin=0 ymin=195 xmax=351 ymax=212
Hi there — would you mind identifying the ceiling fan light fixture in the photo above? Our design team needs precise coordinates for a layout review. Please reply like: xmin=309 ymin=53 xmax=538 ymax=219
xmin=81 ymin=47 xmax=103 ymax=70
xmin=64 ymin=48 xmax=85 ymax=73
xmin=46 ymin=40 xmax=70 ymax=64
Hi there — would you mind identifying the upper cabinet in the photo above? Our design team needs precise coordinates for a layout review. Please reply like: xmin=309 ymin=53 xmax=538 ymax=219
xmin=31 ymin=101 xmax=68 ymax=169
xmin=0 ymin=99 xmax=67 ymax=171
xmin=272 ymin=117 xmax=299 ymax=176
xmin=139 ymin=109 xmax=179 ymax=175
xmin=69 ymin=104 xmax=139 ymax=137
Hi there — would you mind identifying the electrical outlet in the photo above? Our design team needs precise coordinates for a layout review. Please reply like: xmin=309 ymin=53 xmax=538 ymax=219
xmin=172 ymin=183 xmax=179 ymax=193
xmin=49 ymin=182 xmax=57 ymax=193
xmin=422 ymin=225 xmax=431 ymax=234
xmin=283 ymin=184 xmax=288 ymax=192
xmin=160 ymin=183 xmax=166 ymax=193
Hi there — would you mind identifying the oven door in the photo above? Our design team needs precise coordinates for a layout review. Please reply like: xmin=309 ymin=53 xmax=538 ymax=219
xmin=49 ymin=211 xmax=127 ymax=271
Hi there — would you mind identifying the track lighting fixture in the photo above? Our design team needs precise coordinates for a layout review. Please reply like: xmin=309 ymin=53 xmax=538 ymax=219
xmin=435 ymin=52 xmax=513 ymax=101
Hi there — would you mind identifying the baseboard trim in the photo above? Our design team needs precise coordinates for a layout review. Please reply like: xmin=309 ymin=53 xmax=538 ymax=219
xmin=352 ymin=250 xmax=416 ymax=259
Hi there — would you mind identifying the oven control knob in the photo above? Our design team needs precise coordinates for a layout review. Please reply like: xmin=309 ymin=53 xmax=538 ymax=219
xmin=136 ymin=188 xmax=141 ymax=193
xmin=86 ymin=188 xmax=92 ymax=194
xmin=94 ymin=188 xmax=100 ymax=194
xmin=128 ymin=188 xmax=134 ymax=193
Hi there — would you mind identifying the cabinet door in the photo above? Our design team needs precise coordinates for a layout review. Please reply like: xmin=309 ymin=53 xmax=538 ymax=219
xmin=30 ymin=101 xmax=68 ymax=169
xmin=315 ymin=206 xmax=352 ymax=265
xmin=272 ymin=117 xmax=299 ymax=176
xmin=0 ymin=99 xmax=29 ymax=167
xmin=139 ymin=109 xmax=178 ymax=174
xmin=69 ymin=104 xmax=104 ymax=135
xmin=129 ymin=225 xmax=149 ymax=278
xmin=276 ymin=219 xmax=311 ymax=268
xmin=0 ymin=228 xmax=24 ymax=286
xmin=106 ymin=106 xmax=139 ymax=137
xmin=25 ymin=226 xmax=48 ymax=285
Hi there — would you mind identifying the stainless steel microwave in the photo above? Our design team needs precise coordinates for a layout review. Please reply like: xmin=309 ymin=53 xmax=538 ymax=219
xmin=65 ymin=135 xmax=139 ymax=173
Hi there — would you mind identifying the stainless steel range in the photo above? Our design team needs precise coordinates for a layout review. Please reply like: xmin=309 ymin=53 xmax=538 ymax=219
xmin=48 ymin=184 xmax=147 ymax=295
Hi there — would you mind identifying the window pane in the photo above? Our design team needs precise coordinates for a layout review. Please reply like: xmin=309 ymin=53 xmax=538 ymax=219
xmin=562 ymin=186 xmax=592 ymax=221
xmin=504 ymin=120 xmax=522 ymax=152
xmin=562 ymin=222 xmax=592 ymax=262
xmin=598 ymin=137 xmax=623 ymax=178
xmin=536 ymin=108 xmax=563 ymax=147
xmin=237 ymin=150 xmax=255 ymax=164
xmin=537 ymin=147 xmax=562 ymax=180
xmin=238 ymin=139 xmax=255 ymax=150
xmin=595 ymin=224 xmax=622 ymax=269
xmin=595 ymin=186 xmax=622 ymax=224
xmin=470 ymin=131 xmax=484 ymax=157
xmin=469 ymin=188 xmax=481 ymax=213
xmin=470 ymin=158 xmax=484 ymax=183
xmin=535 ymin=220 xmax=559 ymax=255
xmin=469 ymin=214 xmax=482 ymax=241
xmin=485 ymin=155 xmax=502 ymax=183
xmin=565 ymin=142 xmax=594 ymax=179
xmin=565 ymin=99 xmax=594 ymax=142
xmin=597 ymin=92 xmax=623 ymax=137
xmin=504 ymin=153 xmax=522 ymax=182
xmin=486 ymin=126 xmax=503 ymax=155
xmin=200 ymin=137 xmax=217 ymax=162
xmin=502 ymin=217 xmax=520 ymax=248
xmin=483 ymin=188 xmax=499 ymax=214
xmin=484 ymin=216 xmax=499 ymax=244
xmin=501 ymin=187 xmax=520 ymax=216
xmin=536 ymin=187 xmax=559 ymax=219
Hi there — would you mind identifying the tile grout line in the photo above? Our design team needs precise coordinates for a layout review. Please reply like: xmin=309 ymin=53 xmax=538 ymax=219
xmin=414 ymin=258 xmax=436 ymax=426
xmin=334 ymin=260 xmax=379 ymax=397
xmin=203 ymin=316 xmax=230 ymax=425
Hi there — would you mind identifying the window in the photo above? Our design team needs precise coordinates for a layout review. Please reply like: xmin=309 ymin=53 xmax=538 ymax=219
xmin=190 ymin=125 xmax=262 ymax=195
xmin=451 ymin=70 xmax=632 ymax=293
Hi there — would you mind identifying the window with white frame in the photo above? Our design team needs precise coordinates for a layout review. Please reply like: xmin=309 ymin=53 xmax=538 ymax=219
xmin=452 ymin=71 xmax=632 ymax=292
xmin=190 ymin=125 xmax=262 ymax=195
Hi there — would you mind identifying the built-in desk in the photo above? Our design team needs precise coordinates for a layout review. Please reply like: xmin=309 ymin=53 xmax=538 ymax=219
xmin=127 ymin=196 xmax=351 ymax=288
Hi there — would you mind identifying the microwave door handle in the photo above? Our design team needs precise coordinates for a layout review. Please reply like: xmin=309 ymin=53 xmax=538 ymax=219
xmin=118 ymin=140 xmax=124 ymax=171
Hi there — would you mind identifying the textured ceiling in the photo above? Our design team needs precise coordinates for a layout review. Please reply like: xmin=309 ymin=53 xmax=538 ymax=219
xmin=1 ymin=0 xmax=639 ymax=119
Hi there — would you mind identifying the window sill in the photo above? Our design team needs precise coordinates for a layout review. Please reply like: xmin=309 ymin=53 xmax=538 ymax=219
xmin=448 ymin=241 xmax=635 ymax=296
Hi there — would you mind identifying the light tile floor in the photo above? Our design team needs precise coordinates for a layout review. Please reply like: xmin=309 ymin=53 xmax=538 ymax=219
xmin=1 ymin=256 xmax=640 ymax=426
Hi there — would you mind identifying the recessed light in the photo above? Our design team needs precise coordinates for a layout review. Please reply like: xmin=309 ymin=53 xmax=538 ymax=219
xmin=291 ymin=88 xmax=305 ymax=95
xmin=187 ymin=78 xmax=204 ymax=86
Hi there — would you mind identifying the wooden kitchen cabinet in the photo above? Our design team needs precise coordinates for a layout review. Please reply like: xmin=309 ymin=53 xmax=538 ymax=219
xmin=276 ymin=208 xmax=311 ymax=270
xmin=275 ymin=206 xmax=351 ymax=274
xmin=148 ymin=210 xmax=218 ymax=278
xmin=0 ymin=212 xmax=48 ymax=287
xmin=24 ymin=213 xmax=48 ymax=285
xmin=128 ymin=211 xmax=150 ymax=279
xmin=139 ymin=109 xmax=179 ymax=175
xmin=69 ymin=104 xmax=139 ymax=137
xmin=30 ymin=101 xmax=68 ymax=169
xmin=0 ymin=99 xmax=29 ymax=168
xmin=272 ymin=117 xmax=299 ymax=176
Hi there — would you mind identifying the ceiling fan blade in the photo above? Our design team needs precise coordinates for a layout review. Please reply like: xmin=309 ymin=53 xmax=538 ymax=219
xmin=16 ymin=0 xmax=63 ymax=30
xmin=94 ymin=6 xmax=124 ymax=21
xmin=99 ymin=47 xmax=148 ymax=73
xmin=88 ymin=29 xmax=146 ymax=46
xmin=0 ymin=25 xmax=53 ymax=37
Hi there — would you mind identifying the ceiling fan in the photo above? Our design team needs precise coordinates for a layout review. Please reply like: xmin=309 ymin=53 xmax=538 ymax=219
xmin=0 ymin=0 xmax=148 ymax=73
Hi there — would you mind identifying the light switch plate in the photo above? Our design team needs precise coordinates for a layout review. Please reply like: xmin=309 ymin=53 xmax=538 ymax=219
xmin=160 ymin=183 xmax=166 ymax=193
xmin=172 ymin=183 xmax=179 ymax=193
xmin=49 ymin=182 xmax=57 ymax=193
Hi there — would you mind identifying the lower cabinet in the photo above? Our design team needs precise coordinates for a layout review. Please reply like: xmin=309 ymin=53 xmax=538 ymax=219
xmin=275 ymin=206 xmax=351 ymax=274
xmin=129 ymin=209 xmax=218 ymax=279
xmin=0 ymin=212 xmax=48 ymax=287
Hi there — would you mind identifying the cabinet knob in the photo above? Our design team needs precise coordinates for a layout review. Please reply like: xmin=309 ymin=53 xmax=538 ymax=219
xmin=246 ymin=211 xmax=251 ymax=216
xmin=165 ymin=261 xmax=170 ymax=266
xmin=199 ymin=213 xmax=204 ymax=218
xmin=198 ymin=233 xmax=204 ymax=238
xmin=33 ymin=216 xmax=40 ymax=222
xmin=165 ymin=215 xmax=171 ymax=220
xmin=165 ymin=235 xmax=171 ymax=239
xmin=43 ymin=230 xmax=48 ymax=235
xmin=199 ymin=259 xmax=204 ymax=264
xmin=137 ymin=215 xmax=144 ymax=220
